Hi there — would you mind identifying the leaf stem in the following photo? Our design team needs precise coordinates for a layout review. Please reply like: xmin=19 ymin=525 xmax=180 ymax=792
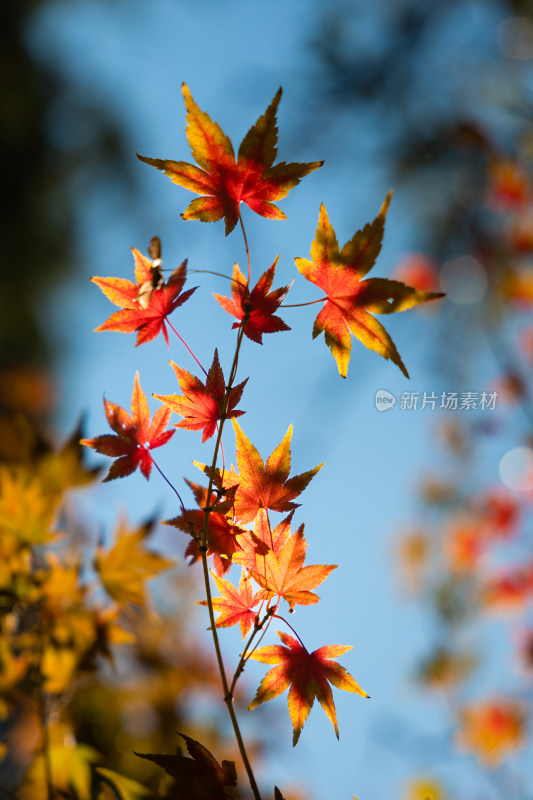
xmin=272 ymin=613 xmax=307 ymax=649
xmin=281 ymin=297 xmax=328 ymax=308
xmin=238 ymin=211 xmax=252 ymax=285
xmin=149 ymin=455 xmax=186 ymax=514
xmin=38 ymin=637 xmax=54 ymax=800
xmin=166 ymin=319 xmax=207 ymax=376
xmin=230 ymin=608 xmax=276 ymax=695
xmin=190 ymin=268 xmax=248 ymax=297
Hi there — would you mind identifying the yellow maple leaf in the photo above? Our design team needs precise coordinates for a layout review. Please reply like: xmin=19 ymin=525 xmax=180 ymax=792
xmin=0 ymin=466 xmax=60 ymax=545
xmin=96 ymin=517 xmax=174 ymax=606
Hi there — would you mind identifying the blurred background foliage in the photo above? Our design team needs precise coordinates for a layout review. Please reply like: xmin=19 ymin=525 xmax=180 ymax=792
xmin=305 ymin=0 xmax=533 ymax=797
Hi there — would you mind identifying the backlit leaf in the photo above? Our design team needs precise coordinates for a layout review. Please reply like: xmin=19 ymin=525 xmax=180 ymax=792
xmin=138 ymin=85 xmax=323 ymax=235
xmin=81 ymin=372 xmax=175 ymax=481
xmin=295 ymin=194 xmax=444 ymax=377
xmin=249 ymin=630 xmax=368 ymax=745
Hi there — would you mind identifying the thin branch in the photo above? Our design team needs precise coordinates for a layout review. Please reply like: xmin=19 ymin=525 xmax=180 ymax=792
xmin=38 ymin=637 xmax=54 ymax=800
xmin=238 ymin=211 xmax=252 ymax=285
xmin=199 ymin=318 xmax=262 ymax=800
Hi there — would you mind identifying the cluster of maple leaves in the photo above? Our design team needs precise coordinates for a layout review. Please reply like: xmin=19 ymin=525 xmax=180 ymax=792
xmin=79 ymin=83 xmax=445 ymax=797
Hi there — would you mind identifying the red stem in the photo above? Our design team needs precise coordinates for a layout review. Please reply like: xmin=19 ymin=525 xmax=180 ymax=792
xmin=167 ymin=319 xmax=207 ymax=376
xmin=272 ymin=613 xmax=307 ymax=649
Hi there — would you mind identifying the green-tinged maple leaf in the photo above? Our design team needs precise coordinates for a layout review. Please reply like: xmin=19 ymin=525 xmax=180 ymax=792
xmin=249 ymin=524 xmax=336 ymax=610
xmin=81 ymin=372 xmax=175 ymax=481
xmin=214 ymin=259 xmax=291 ymax=343
xmin=227 ymin=420 xmax=323 ymax=524
xmin=36 ymin=419 xmax=100 ymax=495
xmin=249 ymin=631 xmax=368 ymax=745
xmin=20 ymin=740 xmax=100 ymax=800
xmin=95 ymin=516 xmax=174 ymax=606
xmin=137 ymin=84 xmax=323 ymax=235
xmin=92 ymin=245 xmax=196 ymax=346
xmin=96 ymin=767 xmax=155 ymax=800
xmin=295 ymin=193 xmax=445 ymax=378
xmin=200 ymin=569 xmax=262 ymax=638
xmin=154 ymin=349 xmax=247 ymax=442
xmin=135 ymin=733 xmax=237 ymax=800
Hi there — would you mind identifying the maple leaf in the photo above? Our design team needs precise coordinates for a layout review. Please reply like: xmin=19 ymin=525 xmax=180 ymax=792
xmin=36 ymin=420 xmax=100 ymax=495
xmin=249 ymin=630 xmax=368 ymax=745
xmin=165 ymin=508 xmax=243 ymax=576
xmin=202 ymin=569 xmax=262 ymax=638
xmin=249 ymin=525 xmax=336 ymax=610
xmin=137 ymin=84 xmax=323 ymax=235
xmin=295 ymin=193 xmax=445 ymax=378
xmin=233 ymin=508 xmax=292 ymax=572
xmin=164 ymin=479 xmax=244 ymax=576
xmin=135 ymin=733 xmax=237 ymax=800
xmin=95 ymin=516 xmax=174 ymax=606
xmin=456 ymin=697 xmax=527 ymax=766
xmin=228 ymin=419 xmax=323 ymax=524
xmin=214 ymin=259 xmax=291 ymax=343
xmin=21 ymin=721 xmax=100 ymax=800
xmin=81 ymin=373 xmax=175 ymax=481
xmin=154 ymin=349 xmax=247 ymax=442
xmin=92 ymin=246 xmax=197 ymax=346
xmin=95 ymin=767 xmax=154 ymax=800
xmin=0 ymin=466 xmax=59 ymax=545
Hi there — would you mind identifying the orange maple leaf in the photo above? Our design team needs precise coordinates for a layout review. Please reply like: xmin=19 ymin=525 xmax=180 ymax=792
xmin=137 ymin=84 xmax=323 ymax=236
xmin=202 ymin=569 xmax=262 ymax=638
xmin=295 ymin=193 xmax=445 ymax=378
xmin=233 ymin=509 xmax=292 ymax=572
xmin=229 ymin=420 xmax=323 ymax=524
xmin=81 ymin=373 xmax=174 ymax=481
xmin=248 ymin=522 xmax=336 ymax=610
xmin=92 ymin=247 xmax=197 ymax=346
xmin=456 ymin=697 xmax=527 ymax=766
xmin=214 ymin=259 xmax=291 ymax=344
xmin=249 ymin=631 xmax=368 ymax=745
xmin=154 ymin=349 xmax=247 ymax=442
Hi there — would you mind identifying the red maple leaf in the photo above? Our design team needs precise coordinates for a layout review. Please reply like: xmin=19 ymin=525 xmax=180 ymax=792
xmin=154 ymin=349 xmax=247 ymax=442
xmin=92 ymin=246 xmax=197 ymax=346
xmin=81 ymin=373 xmax=174 ymax=480
xmin=228 ymin=420 xmax=323 ymax=524
xmin=214 ymin=259 xmax=291 ymax=344
xmin=137 ymin=84 xmax=323 ymax=235
xmin=249 ymin=525 xmax=336 ymax=610
xmin=164 ymin=480 xmax=244 ymax=576
xmin=249 ymin=631 xmax=368 ymax=745
xmin=295 ymin=193 xmax=445 ymax=378
xmin=203 ymin=569 xmax=262 ymax=638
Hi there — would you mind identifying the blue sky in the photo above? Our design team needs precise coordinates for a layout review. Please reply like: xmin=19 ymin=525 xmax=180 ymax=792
xmin=26 ymin=1 xmax=527 ymax=797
